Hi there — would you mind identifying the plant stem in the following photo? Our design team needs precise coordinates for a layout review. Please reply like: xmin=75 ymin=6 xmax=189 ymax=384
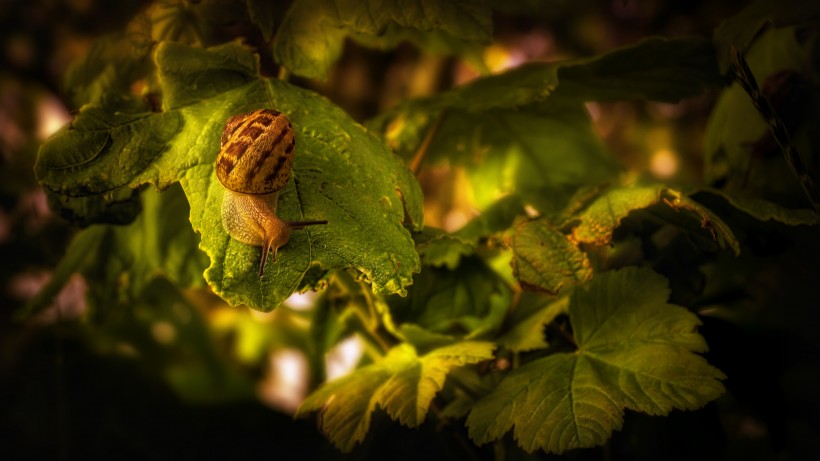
xmin=730 ymin=46 xmax=820 ymax=212
xmin=410 ymin=110 xmax=447 ymax=175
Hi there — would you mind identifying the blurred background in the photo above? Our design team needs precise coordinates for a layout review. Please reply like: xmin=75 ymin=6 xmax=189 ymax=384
xmin=3 ymin=0 xmax=819 ymax=460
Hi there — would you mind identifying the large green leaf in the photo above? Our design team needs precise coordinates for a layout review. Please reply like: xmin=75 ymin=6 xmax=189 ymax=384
xmin=467 ymin=267 xmax=725 ymax=453
xmin=273 ymin=0 xmax=492 ymax=79
xmin=37 ymin=42 xmax=423 ymax=311
xmin=296 ymin=341 xmax=495 ymax=452
xmin=371 ymin=37 xmax=723 ymax=213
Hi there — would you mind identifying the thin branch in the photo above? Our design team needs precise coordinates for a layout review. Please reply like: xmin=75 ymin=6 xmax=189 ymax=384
xmin=410 ymin=110 xmax=448 ymax=175
xmin=730 ymin=46 xmax=820 ymax=212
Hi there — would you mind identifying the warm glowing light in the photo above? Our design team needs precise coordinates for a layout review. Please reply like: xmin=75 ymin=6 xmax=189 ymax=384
xmin=483 ymin=44 xmax=525 ymax=73
xmin=650 ymin=149 xmax=679 ymax=178
xmin=284 ymin=291 xmax=318 ymax=311
xmin=443 ymin=209 xmax=470 ymax=232
xmin=151 ymin=321 xmax=177 ymax=344
xmin=258 ymin=349 xmax=308 ymax=413
xmin=37 ymin=95 xmax=71 ymax=140
xmin=326 ymin=335 xmax=364 ymax=381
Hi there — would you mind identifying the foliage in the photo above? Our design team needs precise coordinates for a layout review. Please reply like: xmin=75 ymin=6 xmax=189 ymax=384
xmin=7 ymin=0 xmax=820 ymax=459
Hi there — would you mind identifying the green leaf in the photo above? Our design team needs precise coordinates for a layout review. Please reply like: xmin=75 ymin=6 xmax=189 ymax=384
xmin=37 ymin=42 xmax=423 ymax=311
xmin=693 ymin=189 xmax=820 ymax=227
xmin=246 ymin=0 xmax=277 ymax=41
xmin=414 ymin=228 xmax=475 ymax=270
xmin=570 ymin=185 xmax=740 ymax=255
xmin=467 ymin=267 xmax=725 ymax=453
xmin=45 ymin=187 xmax=143 ymax=227
xmin=713 ymin=0 xmax=820 ymax=73
xmin=273 ymin=0 xmax=492 ymax=79
xmin=20 ymin=185 xmax=208 ymax=318
xmin=512 ymin=218 xmax=592 ymax=294
xmin=296 ymin=341 xmax=495 ymax=452
xmin=496 ymin=295 xmax=568 ymax=353
xmin=432 ymin=100 xmax=619 ymax=212
xmin=373 ymin=37 xmax=723 ymax=213
xmin=63 ymin=32 xmax=153 ymax=109
xmin=455 ymin=194 xmax=526 ymax=242
xmin=554 ymin=37 xmax=724 ymax=102
xmin=389 ymin=256 xmax=511 ymax=341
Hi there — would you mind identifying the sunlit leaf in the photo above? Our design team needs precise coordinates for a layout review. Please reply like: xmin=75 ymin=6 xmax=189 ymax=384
xmin=467 ymin=267 xmax=725 ymax=453
xmin=37 ymin=42 xmax=423 ymax=311
xmin=296 ymin=341 xmax=495 ymax=452
xmin=570 ymin=185 xmax=740 ymax=255
xmin=455 ymin=194 xmax=526 ymax=242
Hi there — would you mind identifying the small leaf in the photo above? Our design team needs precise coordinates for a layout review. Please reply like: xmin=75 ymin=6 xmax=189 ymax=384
xmin=467 ymin=267 xmax=725 ymax=454
xmin=273 ymin=0 xmax=492 ymax=79
xmin=512 ymin=218 xmax=592 ymax=294
xmin=296 ymin=342 xmax=495 ymax=452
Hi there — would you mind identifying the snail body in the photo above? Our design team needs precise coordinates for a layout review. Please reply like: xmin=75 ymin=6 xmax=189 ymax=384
xmin=216 ymin=109 xmax=327 ymax=278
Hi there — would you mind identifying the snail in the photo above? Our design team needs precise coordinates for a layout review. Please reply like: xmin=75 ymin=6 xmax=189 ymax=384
xmin=216 ymin=108 xmax=327 ymax=278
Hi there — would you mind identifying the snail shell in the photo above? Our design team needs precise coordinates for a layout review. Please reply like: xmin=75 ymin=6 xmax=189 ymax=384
xmin=215 ymin=109 xmax=326 ymax=278
xmin=216 ymin=109 xmax=295 ymax=195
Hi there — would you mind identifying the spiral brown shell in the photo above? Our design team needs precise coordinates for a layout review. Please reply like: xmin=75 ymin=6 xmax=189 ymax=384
xmin=215 ymin=109 xmax=296 ymax=195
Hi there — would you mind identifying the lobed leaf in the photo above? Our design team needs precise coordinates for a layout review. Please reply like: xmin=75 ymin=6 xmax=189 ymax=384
xmin=296 ymin=341 xmax=495 ymax=452
xmin=467 ymin=267 xmax=725 ymax=453
xmin=37 ymin=41 xmax=423 ymax=311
